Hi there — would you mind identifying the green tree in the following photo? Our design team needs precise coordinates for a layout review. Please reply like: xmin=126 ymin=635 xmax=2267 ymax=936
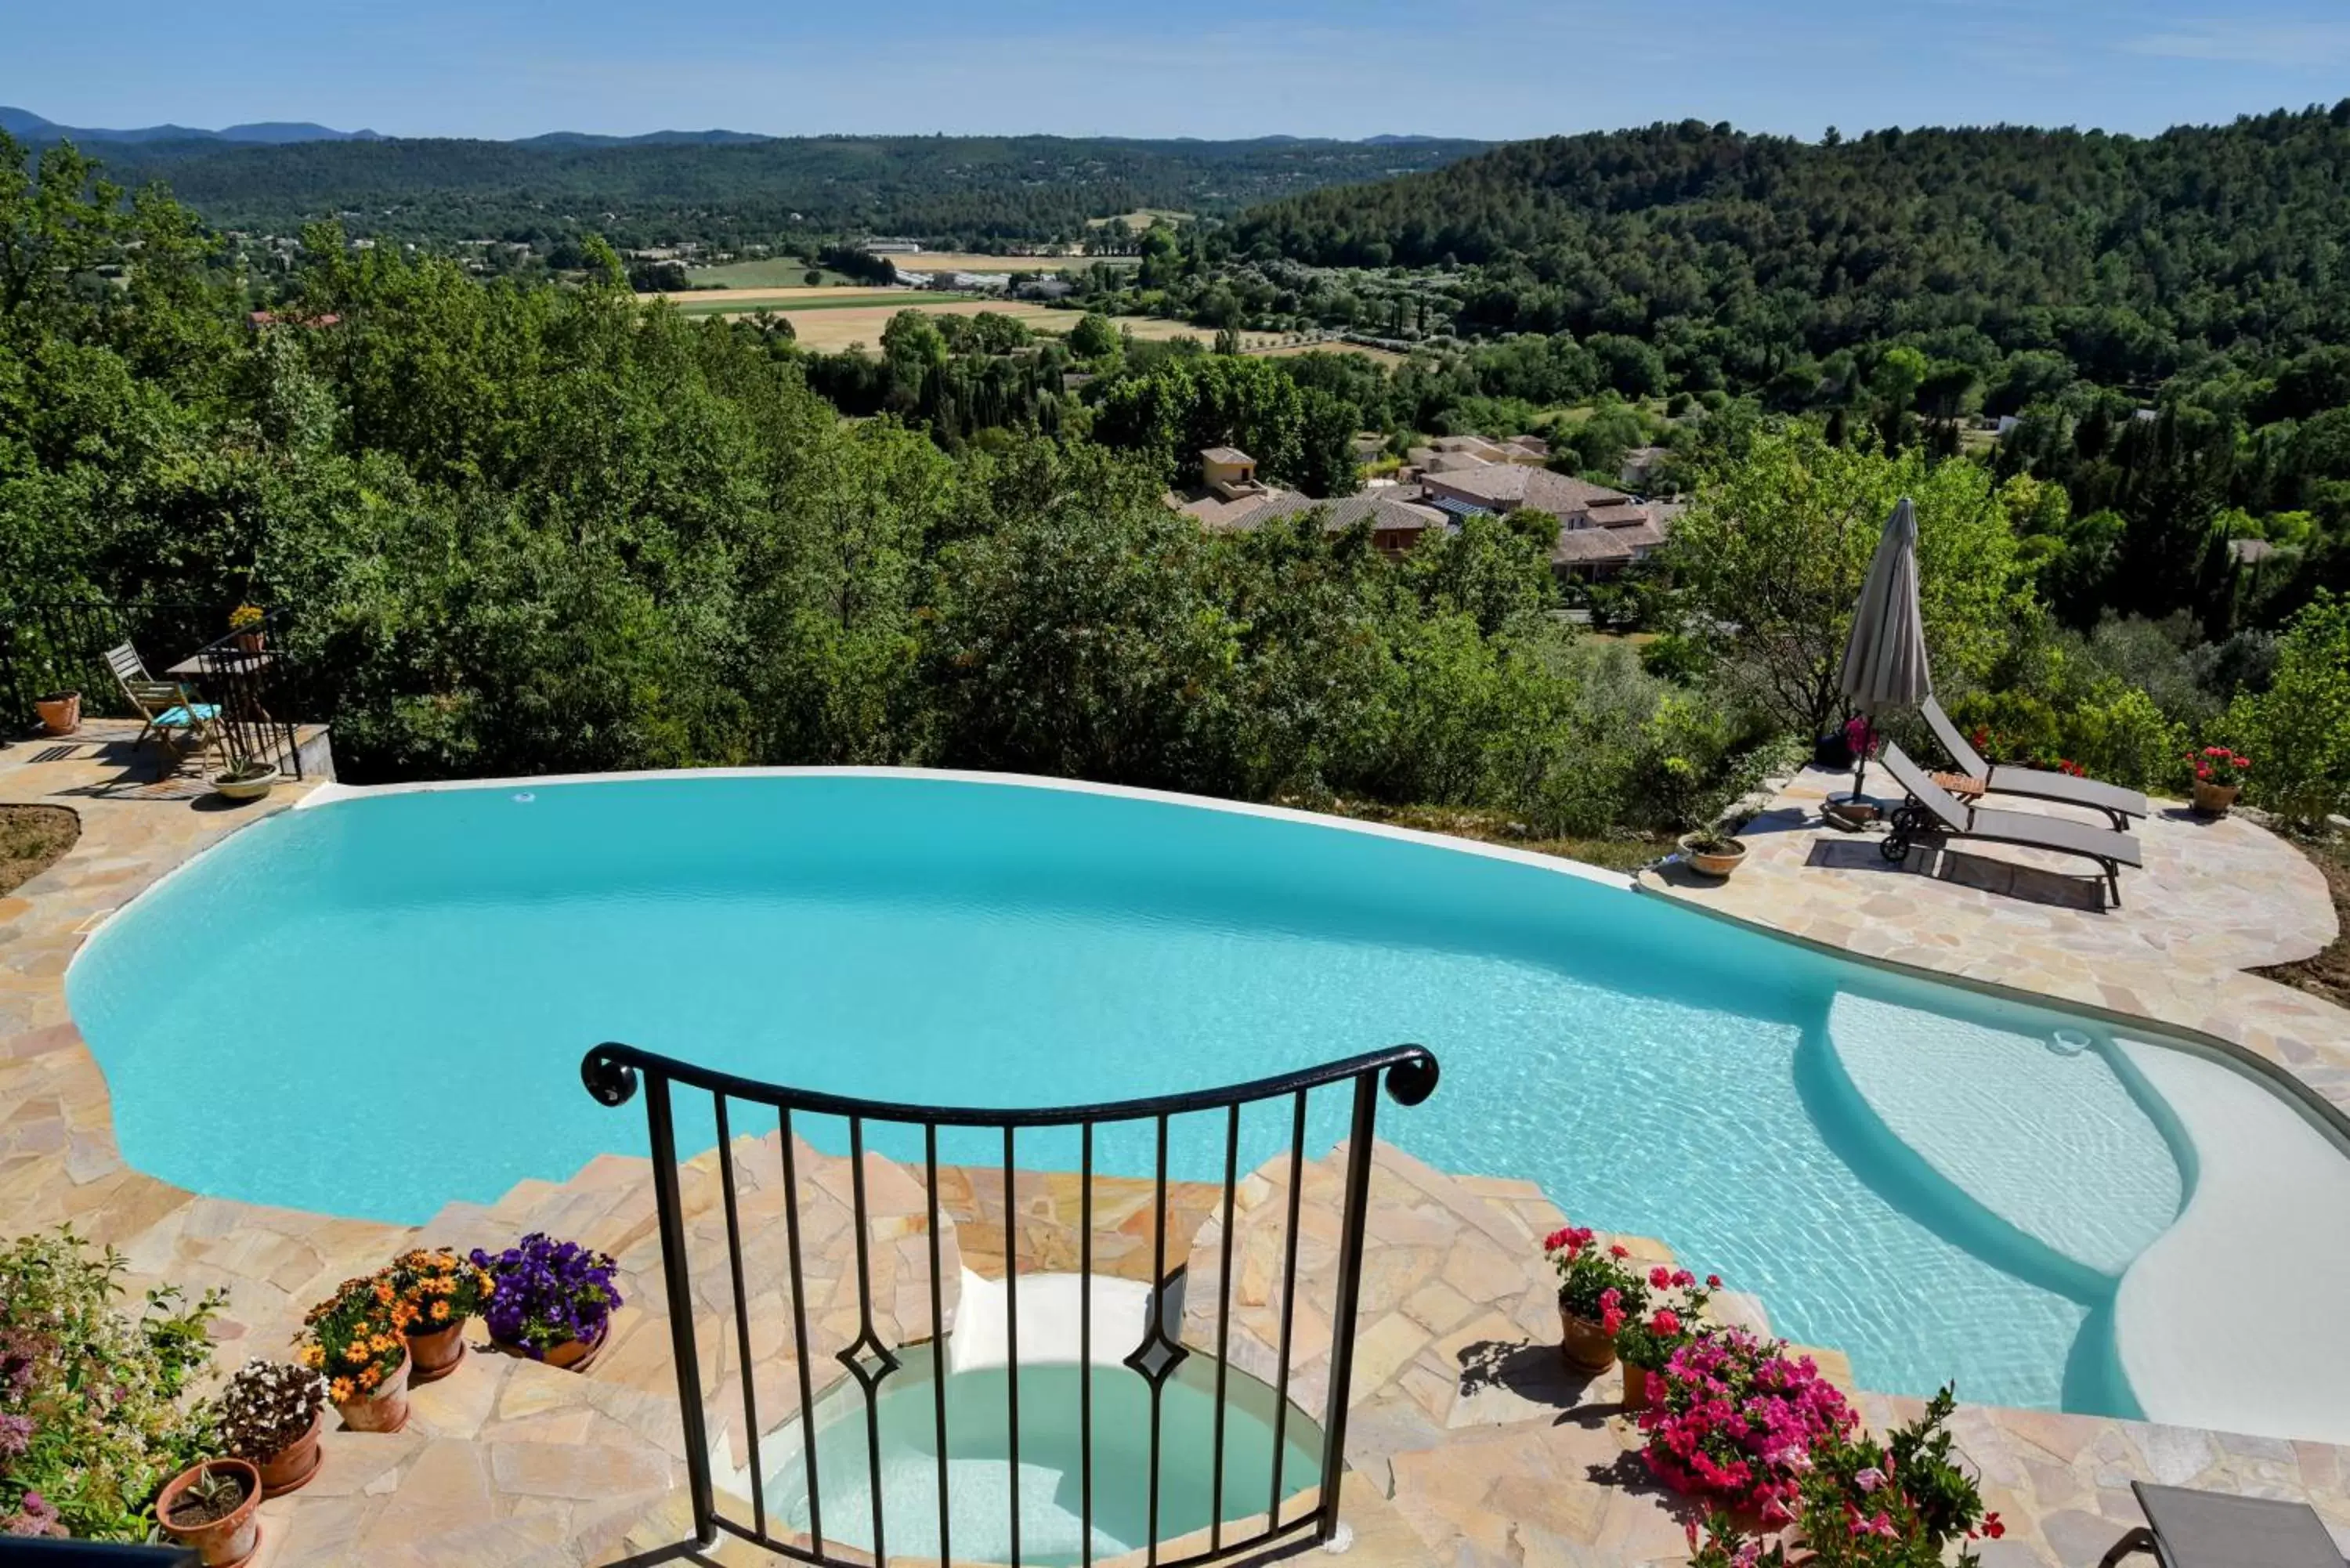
xmin=1662 ymin=428 xmax=2034 ymax=735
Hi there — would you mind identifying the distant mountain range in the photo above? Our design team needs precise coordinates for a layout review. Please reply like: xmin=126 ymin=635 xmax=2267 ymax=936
xmin=1 ymin=107 xmax=1457 ymax=151
xmin=0 ymin=107 xmax=381 ymax=146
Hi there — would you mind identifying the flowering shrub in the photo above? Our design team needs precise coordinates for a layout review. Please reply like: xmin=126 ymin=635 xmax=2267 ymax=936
xmin=2189 ymin=745 xmax=2251 ymax=789
xmin=1681 ymin=1386 xmax=2002 ymax=1566
xmin=1638 ymin=1328 xmax=1856 ymax=1525
xmin=1542 ymin=1224 xmax=1650 ymax=1330
xmin=385 ymin=1249 xmax=494 ymax=1333
xmin=1843 ymin=715 xmax=1881 ymax=761
xmin=469 ymin=1234 xmax=622 ymax=1356
xmin=299 ymin=1274 xmax=414 ymax=1405
xmin=218 ymin=1359 xmax=327 ymax=1463
xmin=0 ymin=1227 xmax=223 ymax=1540
xmin=1613 ymin=1266 xmax=1720 ymax=1371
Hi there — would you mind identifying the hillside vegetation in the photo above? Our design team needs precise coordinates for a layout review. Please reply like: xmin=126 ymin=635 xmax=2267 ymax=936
xmin=1234 ymin=109 xmax=2350 ymax=383
xmin=89 ymin=133 xmax=1488 ymax=248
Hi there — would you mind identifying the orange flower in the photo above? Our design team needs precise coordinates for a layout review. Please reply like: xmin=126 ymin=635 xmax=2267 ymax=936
xmin=359 ymin=1365 xmax=380 ymax=1389
xmin=430 ymin=1300 xmax=450 ymax=1321
xmin=331 ymin=1378 xmax=354 ymax=1403
xmin=342 ymin=1342 xmax=368 ymax=1364
xmin=373 ymin=1281 xmax=395 ymax=1304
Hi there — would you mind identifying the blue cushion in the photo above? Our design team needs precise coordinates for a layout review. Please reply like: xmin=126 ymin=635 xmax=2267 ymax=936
xmin=154 ymin=704 xmax=219 ymax=728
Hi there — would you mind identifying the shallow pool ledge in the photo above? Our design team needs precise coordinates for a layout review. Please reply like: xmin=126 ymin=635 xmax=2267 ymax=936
xmin=2112 ymin=1039 xmax=2350 ymax=1444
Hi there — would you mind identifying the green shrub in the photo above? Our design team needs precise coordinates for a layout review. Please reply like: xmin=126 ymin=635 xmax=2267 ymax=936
xmin=0 ymin=1228 xmax=224 ymax=1540
xmin=2222 ymin=592 xmax=2350 ymax=825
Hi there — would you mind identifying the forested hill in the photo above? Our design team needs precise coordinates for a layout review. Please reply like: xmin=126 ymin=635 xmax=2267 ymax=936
xmin=80 ymin=133 xmax=1488 ymax=247
xmin=1231 ymin=107 xmax=2350 ymax=373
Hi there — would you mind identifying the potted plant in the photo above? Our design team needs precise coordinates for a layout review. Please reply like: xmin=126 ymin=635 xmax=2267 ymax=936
xmin=470 ymin=1234 xmax=624 ymax=1371
xmin=219 ymin=1357 xmax=329 ymax=1498
xmin=1681 ymin=1387 xmax=2005 ymax=1566
xmin=156 ymin=1457 xmax=262 ymax=1566
xmin=208 ymin=756 xmax=280 ymax=802
xmin=33 ymin=690 xmax=81 ymax=735
xmin=1637 ymin=1328 xmax=1856 ymax=1530
xmin=1680 ymin=826 xmax=1750 ymax=878
xmin=2189 ymin=746 xmax=2251 ymax=816
xmin=387 ymin=1248 xmax=496 ymax=1384
xmin=1542 ymin=1223 xmax=1652 ymax=1374
xmin=300 ymin=1274 xmax=415 ymax=1432
xmin=228 ymin=604 xmax=267 ymax=655
xmin=1612 ymin=1266 xmax=1719 ymax=1410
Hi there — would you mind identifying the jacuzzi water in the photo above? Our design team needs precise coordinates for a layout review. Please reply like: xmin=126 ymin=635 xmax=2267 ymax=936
xmin=68 ymin=769 xmax=2327 ymax=1418
xmin=755 ymin=1344 xmax=1321 ymax=1566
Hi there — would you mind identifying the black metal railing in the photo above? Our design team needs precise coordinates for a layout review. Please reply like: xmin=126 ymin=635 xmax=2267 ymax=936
xmin=0 ymin=599 xmax=308 ymax=779
xmin=581 ymin=1040 xmax=1439 ymax=1568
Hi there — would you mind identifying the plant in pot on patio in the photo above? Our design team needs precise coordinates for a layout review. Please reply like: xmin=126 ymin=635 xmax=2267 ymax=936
xmin=1637 ymin=1327 xmax=1856 ymax=1531
xmin=2189 ymin=746 xmax=2251 ymax=817
xmin=1681 ymin=1386 xmax=2002 ymax=1567
xmin=1612 ymin=1266 xmax=1719 ymax=1410
xmin=469 ymin=1234 xmax=624 ymax=1371
xmin=219 ymin=1357 xmax=330 ymax=1498
xmin=387 ymin=1248 xmax=495 ymax=1385
xmin=1680 ymin=826 xmax=1751 ymax=878
xmin=228 ymin=603 xmax=267 ymax=655
xmin=1542 ymin=1223 xmax=1651 ymax=1375
xmin=157 ymin=1457 xmax=262 ymax=1567
xmin=299 ymin=1274 xmax=416 ymax=1433
xmin=33 ymin=690 xmax=80 ymax=735
xmin=208 ymin=735 xmax=279 ymax=803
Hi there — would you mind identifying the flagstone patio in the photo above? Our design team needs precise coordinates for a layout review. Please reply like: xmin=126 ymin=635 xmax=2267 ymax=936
xmin=5 ymin=739 xmax=2350 ymax=1566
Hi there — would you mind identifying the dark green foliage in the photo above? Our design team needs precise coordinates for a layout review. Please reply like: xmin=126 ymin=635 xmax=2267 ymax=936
xmin=92 ymin=134 xmax=1487 ymax=250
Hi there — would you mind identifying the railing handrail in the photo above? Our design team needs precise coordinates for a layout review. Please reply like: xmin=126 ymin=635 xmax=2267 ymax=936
xmin=582 ymin=1039 xmax=1440 ymax=1126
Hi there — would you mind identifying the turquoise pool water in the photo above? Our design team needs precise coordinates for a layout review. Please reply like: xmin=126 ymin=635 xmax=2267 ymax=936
xmin=72 ymin=771 xmax=2218 ymax=1414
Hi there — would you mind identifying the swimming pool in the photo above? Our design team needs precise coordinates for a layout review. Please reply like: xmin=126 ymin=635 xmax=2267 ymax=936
xmin=65 ymin=769 xmax=2350 ymax=1433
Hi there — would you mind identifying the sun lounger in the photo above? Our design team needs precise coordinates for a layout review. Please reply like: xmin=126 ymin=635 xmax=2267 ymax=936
xmin=1878 ymin=743 xmax=2142 ymax=905
xmin=2099 ymin=1480 xmax=2346 ymax=1567
xmin=1920 ymin=695 xmax=2150 ymax=829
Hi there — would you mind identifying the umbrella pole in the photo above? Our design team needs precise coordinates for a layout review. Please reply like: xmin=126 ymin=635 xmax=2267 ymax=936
xmin=1850 ymin=712 xmax=1870 ymax=804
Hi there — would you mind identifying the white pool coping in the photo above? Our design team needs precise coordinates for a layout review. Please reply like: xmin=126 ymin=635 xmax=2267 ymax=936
xmin=2113 ymin=1039 xmax=2350 ymax=1444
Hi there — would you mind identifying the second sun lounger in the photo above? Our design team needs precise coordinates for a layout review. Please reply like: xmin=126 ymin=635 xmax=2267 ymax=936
xmin=1921 ymin=696 xmax=2150 ymax=829
xmin=1879 ymin=744 xmax=2143 ymax=906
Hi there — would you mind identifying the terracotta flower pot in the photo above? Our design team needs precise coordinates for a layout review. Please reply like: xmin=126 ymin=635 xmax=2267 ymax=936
xmin=407 ymin=1319 xmax=468 ymax=1384
xmin=334 ymin=1350 xmax=411 ymax=1433
xmin=34 ymin=692 xmax=80 ymax=735
xmin=1557 ymin=1302 xmax=1618 ymax=1374
xmin=1622 ymin=1360 xmax=1655 ymax=1409
xmin=233 ymin=630 xmax=266 ymax=655
xmin=494 ymin=1319 xmax=609 ymax=1373
xmin=1679 ymin=834 xmax=1749 ymax=878
xmin=254 ymin=1407 xmax=325 ymax=1498
xmin=158 ymin=1458 xmax=262 ymax=1568
xmin=2192 ymin=780 xmax=2240 ymax=817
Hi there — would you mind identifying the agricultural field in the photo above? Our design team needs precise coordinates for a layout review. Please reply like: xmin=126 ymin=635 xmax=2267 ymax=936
xmin=1250 ymin=340 xmax=1410 ymax=368
xmin=757 ymin=300 xmax=1082 ymax=351
xmin=680 ymin=257 xmax=851 ymax=289
xmin=641 ymin=284 xmax=911 ymax=306
xmin=1086 ymin=208 xmax=1193 ymax=231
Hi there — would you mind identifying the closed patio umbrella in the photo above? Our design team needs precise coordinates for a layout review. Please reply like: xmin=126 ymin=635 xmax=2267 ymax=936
xmin=1837 ymin=497 xmax=1932 ymax=802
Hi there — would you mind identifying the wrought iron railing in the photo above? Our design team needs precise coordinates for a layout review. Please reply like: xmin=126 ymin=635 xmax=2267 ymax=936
xmin=581 ymin=1040 xmax=1440 ymax=1568
xmin=0 ymin=599 xmax=308 ymax=779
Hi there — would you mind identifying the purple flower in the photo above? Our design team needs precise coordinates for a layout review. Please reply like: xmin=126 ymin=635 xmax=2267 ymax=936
xmin=469 ymin=1234 xmax=623 ymax=1356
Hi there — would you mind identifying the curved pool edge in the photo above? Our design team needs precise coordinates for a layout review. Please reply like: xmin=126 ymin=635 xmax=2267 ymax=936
xmin=291 ymin=764 xmax=1641 ymax=892
xmin=1634 ymin=864 xmax=2350 ymax=1153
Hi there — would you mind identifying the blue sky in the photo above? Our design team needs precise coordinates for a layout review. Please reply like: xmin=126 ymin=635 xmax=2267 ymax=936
xmin=6 ymin=0 xmax=2345 ymax=142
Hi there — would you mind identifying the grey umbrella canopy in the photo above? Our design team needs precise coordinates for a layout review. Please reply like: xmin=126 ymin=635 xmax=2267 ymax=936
xmin=1837 ymin=497 xmax=1932 ymax=798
